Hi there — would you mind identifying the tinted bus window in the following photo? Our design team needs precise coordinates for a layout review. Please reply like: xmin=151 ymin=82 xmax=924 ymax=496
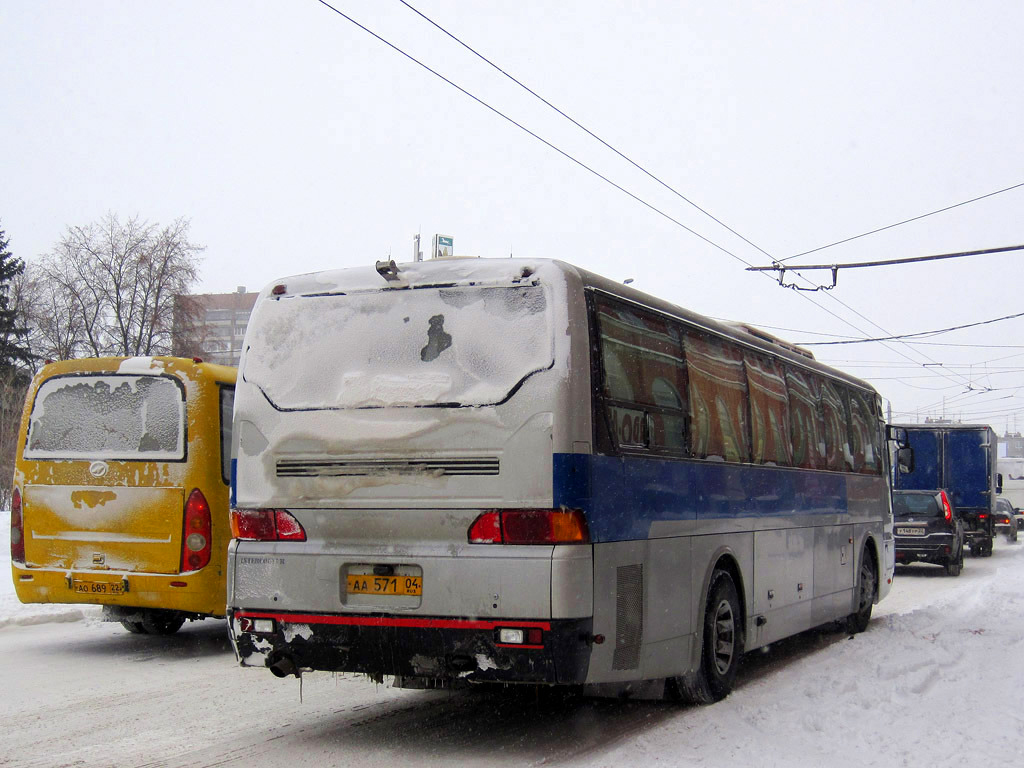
xmin=684 ymin=333 xmax=750 ymax=462
xmin=785 ymin=367 xmax=826 ymax=470
xmin=819 ymin=379 xmax=851 ymax=471
xmin=847 ymin=388 xmax=882 ymax=475
xmin=594 ymin=298 xmax=687 ymax=454
xmin=220 ymin=386 xmax=235 ymax=485
xmin=745 ymin=353 xmax=792 ymax=466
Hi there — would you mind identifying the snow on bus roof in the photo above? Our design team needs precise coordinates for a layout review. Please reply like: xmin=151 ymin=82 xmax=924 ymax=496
xmin=117 ymin=356 xmax=166 ymax=375
xmin=259 ymin=257 xmax=556 ymax=298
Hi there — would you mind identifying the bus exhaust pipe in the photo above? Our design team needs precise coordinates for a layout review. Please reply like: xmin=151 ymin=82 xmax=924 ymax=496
xmin=268 ymin=653 xmax=299 ymax=678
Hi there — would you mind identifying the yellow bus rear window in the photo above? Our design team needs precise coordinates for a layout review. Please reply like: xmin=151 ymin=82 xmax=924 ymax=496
xmin=25 ymin=374 xmax=185 ymax=461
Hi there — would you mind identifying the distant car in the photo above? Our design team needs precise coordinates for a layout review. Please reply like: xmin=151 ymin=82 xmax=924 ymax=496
xmin=999 ymin=499 xmax=1024 ymax=531
xmin=993 ymin=498 xmax=1019 ymax=543
xmin=893 ymin=489 xmax=965 ymax=576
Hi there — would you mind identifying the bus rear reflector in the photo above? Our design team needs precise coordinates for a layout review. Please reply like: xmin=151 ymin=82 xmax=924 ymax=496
xmin=231 ymin=508 xmax=307 ymax=541
xmin=181 ymin=488 xmax=213 ymax=572
xmin=10 ymin=487 xmax=25 ymax=563
xmin=468 ymin=509 xmax=589 ymax=545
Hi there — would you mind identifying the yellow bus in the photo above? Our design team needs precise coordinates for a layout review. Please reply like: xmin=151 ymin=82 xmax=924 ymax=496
xmin=10 ymin=356 xmax=235 ymax=634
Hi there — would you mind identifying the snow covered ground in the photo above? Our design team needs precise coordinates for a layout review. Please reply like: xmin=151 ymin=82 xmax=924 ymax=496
xmin=3 ymin=508 xmax=1024 ymax=768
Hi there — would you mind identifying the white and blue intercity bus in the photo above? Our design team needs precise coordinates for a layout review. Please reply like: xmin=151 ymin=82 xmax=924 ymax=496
xmin=226 ymin=256 xmax=895 ymax=702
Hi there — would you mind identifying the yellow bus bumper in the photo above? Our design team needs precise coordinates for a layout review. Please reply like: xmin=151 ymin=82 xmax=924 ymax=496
xmin=10 ymin=563 xmax=226 ymax=618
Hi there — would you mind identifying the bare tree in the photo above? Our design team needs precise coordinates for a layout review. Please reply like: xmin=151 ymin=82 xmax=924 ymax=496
xmin=171 ymin=292 xmax=207 ymax=359
xmin=20 ymin=262 xmax=84 ymax=361
xmin=131 ymin=218 xmax=201 ymax=355
xmin=32 ymin=213 xmax=203 ymax=360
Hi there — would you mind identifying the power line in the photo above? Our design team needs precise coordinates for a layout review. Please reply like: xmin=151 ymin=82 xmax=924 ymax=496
xmin=779 ymin=181 xmax=1024 ymax=263
xmin=798 ymin=310 xmax=1024 ymax=346
xmin=892 ymin=402 xmax=1024 ymax=419
xmin=397 ymin=0 xmax=774 ymax=261
xmin=892 ymin=342 xmax=1024 ymax=349
xmin=392 ymin=0 xmax=928 ymax=369
xmin=759 ymin=243 xmax=1024 ymax=272
xmin=833 ymin=365 xmax=1024 ymax=373
xmin=314 ymin=1 xmax=904 ymax=368
xmin=315 ymin=1 xmax=985 ymax=397
xmin=821 ymin=350 xmax=1024 ymax=368
xmin=313 ymin=0 xmax=757 ymax=270
xmin=749 ymin=244 xmax=1024 ymax=291
xmin=816 ymin=289 xmax=976 ymax=390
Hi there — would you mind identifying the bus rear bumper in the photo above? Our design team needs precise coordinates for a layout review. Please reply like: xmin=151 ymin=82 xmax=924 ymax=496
xmin=229 ymin=609 xmax=593 ymax=685
xmin=10 ymin=564 xmax=225 ymax=617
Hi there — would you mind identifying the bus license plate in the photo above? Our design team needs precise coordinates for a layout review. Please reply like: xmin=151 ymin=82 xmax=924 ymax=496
xmin=346 ymin=574 xmax=422 ymax=596
xmin=896 ymin=527 xmax=924 ymax=536
xmin=72 ymin=580 xmax=124 ymax=595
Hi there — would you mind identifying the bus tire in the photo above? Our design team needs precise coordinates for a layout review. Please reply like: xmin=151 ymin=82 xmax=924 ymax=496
xmin=140 ymin=610 xmax=185 ymax=636
xmin=847 ymin=546 xmax=877 ymax=634
xmin=676 ymin=569 xmax=743 ymax=704
xmin=120 ymin=620 xmax=147 ymax=634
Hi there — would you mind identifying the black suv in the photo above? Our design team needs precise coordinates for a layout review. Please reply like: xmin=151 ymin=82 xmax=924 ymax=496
xmin=893 ymin=489 xmax=965 ymax=576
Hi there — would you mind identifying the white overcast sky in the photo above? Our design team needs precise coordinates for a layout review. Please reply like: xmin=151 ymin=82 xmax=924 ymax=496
xmin=2 ymin=1 xmax=1023 ymax=429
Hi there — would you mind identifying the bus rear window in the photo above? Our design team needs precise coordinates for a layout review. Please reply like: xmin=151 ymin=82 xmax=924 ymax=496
xmin=25 ymin=374 xmax=186 ymax=461
xmin=244 ymin=284 xmax=554 ymax=410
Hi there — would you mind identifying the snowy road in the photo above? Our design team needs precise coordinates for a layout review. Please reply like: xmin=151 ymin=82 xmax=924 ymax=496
xmin=3 ymin=532 xmax=1024 ymax=768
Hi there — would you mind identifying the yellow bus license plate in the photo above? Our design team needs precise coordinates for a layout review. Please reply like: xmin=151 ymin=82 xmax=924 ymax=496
xmin=347 ymin=574 xmax=422 ymax=596
xmin=72 ymin=580 xmax=124 ymax=595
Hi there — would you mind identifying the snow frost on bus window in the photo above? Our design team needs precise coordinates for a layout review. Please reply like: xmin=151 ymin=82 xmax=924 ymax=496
xmin=25 ymin=375 xmax=185 ymax=461
xmin=245 ymin=284 xmax=554 ymax=409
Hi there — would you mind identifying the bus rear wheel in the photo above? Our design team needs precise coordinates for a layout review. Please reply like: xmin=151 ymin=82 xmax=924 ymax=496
xmin=674 ymin=569 xmax=743 ymax=704
xmin=140 ymin=610 xmax=186 ymax=636
xmin=847 ymin=546 xmax=876 ymax=634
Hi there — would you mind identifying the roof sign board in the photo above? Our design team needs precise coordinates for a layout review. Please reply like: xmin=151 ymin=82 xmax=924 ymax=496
xmin=432 ymin=235 xmax=454 ymax=259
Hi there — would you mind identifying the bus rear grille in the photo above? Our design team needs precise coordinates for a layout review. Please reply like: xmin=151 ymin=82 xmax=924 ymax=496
xmin=276 ymin=458 xmax=500 ymax=478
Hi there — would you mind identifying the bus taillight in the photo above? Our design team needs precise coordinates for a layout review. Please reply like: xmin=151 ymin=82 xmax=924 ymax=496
xmin=181 ymin=488 xmax=213 ymax=572
xmin=230 ymin=508 xmax=307 ymax=542
xmin=10 ymin=487 xmax=25 ymax=563
xmin=468 ymin=509 xmax=589 ymax=545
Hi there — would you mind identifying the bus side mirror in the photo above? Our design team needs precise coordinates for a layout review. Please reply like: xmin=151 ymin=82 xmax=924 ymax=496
xmin=897 ymin=446 xmax=914 ymax=474
xmin=886 ymin=425 xmax=910 ymax=449
xmin=997 ymin=473 xmax=1003 ymax=494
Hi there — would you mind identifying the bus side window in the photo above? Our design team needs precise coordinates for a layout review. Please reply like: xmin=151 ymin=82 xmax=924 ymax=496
xmin=819 ymin=379 xmax=850 ymax=472
xmin=785 ymin=367 xmax=826 ymax=470
xmin=745 ymin=352 xmax=792 ymax=466
xmin=847 ymin=388 xmax=882 ymax=475
xmin=684 ymin=333 xmax=750 ymax=463
xmin=593 ymin=298 xmax=687 ymax=455
xmin=219 ymin=386 xmax=235 ymax=485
